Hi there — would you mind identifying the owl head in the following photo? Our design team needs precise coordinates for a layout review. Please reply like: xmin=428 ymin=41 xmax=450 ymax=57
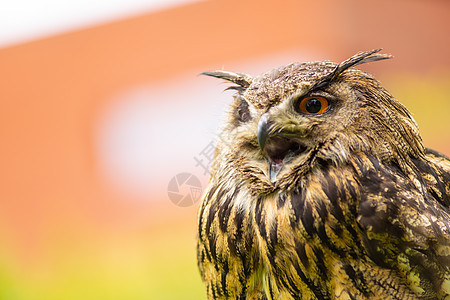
xmin=203 ymin=49 xmax=424 ymax=193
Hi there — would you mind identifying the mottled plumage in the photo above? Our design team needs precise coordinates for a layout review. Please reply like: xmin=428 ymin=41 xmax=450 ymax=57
xmin=197 ymin=49 xmax=450 ymax=299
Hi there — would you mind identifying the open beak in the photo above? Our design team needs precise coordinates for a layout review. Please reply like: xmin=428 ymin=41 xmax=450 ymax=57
xmin=257 ymin=112 xmax=282 ymax=182
xmin=257 ymin=113 xmax=306 ymax=183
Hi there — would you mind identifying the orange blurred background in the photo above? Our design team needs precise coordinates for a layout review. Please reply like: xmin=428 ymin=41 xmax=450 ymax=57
xmin=0 ymin=0 xmax=449 ymax=298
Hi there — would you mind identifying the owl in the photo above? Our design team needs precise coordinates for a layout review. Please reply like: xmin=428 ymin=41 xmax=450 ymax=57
xmin=197 ymin=49 xmax=450 ymax=299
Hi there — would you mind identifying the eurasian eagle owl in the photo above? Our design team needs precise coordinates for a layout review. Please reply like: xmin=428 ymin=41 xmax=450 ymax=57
xmin=197 ymin=49 xmax=450 ymax=299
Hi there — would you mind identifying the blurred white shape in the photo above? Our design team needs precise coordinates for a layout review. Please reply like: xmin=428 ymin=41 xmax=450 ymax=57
xmin=95 ymin=72 xmax=229 ymax=199
xmin=0 ymin=0 xmax=201 ymax=49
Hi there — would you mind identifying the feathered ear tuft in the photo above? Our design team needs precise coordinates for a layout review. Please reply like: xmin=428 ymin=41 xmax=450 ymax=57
xmin=337 ymin=48 xmax=393 ymax=71
xmin=312 ymin=49 xmax=393 ymax=90
xmin=201 ymin=71 xmax=253 ymax=89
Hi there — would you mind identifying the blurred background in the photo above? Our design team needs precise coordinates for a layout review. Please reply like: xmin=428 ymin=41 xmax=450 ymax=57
xmin=0 ymin=0 xmax=449 ymax=299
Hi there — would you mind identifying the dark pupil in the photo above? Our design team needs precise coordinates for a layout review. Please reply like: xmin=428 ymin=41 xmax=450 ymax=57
xmin=305 ymin=98 xmax=322 ymax=113
xmin=239 ymin=110 xmax=250 ymax=122
xmin=237 ymin=100 xmax=251 ymax=122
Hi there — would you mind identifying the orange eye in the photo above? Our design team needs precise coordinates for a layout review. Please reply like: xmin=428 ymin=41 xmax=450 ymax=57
xmin=297 ymin=96 xmax=329 ymax=114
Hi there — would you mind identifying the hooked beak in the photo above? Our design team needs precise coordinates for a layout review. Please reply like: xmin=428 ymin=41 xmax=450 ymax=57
xmin=257 ymin=112 xmax=282 ymax=182
xmin=257 ymin=112 xmax=270 ymax=151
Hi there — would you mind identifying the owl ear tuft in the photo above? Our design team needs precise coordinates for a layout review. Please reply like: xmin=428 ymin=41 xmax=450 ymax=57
xmin=337 ymin=48 xmax=393 ymax=71
xmin=312 ymin=49 xmax=393 ymax=90
xmin=201 ymin=71 xmax=253 ymax=89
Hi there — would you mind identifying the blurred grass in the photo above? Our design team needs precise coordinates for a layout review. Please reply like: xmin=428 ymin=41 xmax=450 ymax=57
xmin=0 ymin=212 xmax=205 ymax=300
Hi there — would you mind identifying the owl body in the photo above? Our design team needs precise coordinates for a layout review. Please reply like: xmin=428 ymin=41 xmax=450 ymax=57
xmin=197 ymin=50 xmax=450 ymax=299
